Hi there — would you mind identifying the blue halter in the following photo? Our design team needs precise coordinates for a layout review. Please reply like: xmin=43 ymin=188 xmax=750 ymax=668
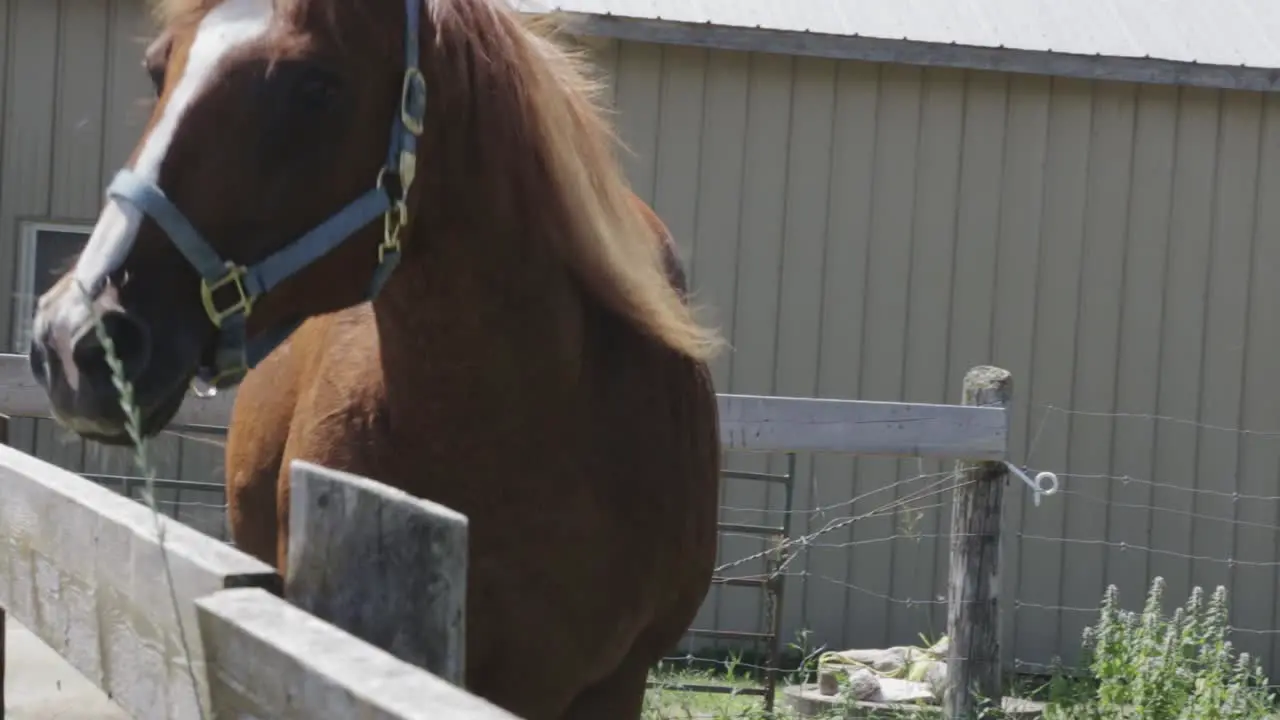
xmin=105 ymin=0 xmax=426 ymax=389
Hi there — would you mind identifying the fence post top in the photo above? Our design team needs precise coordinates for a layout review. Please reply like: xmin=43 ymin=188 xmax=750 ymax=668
xmin=963 ymin=366 xmax=1013 ymax=408
xmin=289 ymin=459 xmax=469 ymax=528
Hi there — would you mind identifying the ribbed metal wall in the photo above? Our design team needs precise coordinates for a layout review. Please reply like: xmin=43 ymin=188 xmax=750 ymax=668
xmin=588 ymin=36 xmax=1280 ymax=673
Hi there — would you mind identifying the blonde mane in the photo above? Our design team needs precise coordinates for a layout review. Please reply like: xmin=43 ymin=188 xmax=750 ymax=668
xmin=436 ymin=1 xmax=724 ymax=361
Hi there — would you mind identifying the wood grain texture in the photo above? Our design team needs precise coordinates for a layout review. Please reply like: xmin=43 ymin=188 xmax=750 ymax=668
xmin=944 ymin=366 xmax=1010 ymax=719
xmin=197 ymin=588 xmax=519 ymax=720
xmin=285 ymin=460 xmax=469 ymax=685
xmin=0 ymin=443 xmax=279 ymax=719
xmin=717 ymin=393 xmax=1007 ymax=459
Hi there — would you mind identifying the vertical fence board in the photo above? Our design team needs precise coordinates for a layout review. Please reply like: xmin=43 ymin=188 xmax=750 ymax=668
xmin=285 ymin=460 xmax=469 ymax=685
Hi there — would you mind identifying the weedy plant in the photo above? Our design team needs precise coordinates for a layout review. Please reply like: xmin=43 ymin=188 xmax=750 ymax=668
xmin=1043 ymin=576 xmax=1276 ymax=720
xmin=81 ymin=283 xmax=208 ymax=720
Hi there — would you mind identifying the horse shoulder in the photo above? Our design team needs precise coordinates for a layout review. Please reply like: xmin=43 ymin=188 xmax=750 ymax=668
xmin=273 ymin=307 xmax=391 ymax=472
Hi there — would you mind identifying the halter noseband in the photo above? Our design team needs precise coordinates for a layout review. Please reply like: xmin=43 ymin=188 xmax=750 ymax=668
xmin=104 ymin=0 xmax=426 ymax=389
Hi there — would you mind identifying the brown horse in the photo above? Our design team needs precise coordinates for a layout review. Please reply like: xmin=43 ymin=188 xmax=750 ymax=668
xmin=25 ymin=0 xmax=724 ymax=717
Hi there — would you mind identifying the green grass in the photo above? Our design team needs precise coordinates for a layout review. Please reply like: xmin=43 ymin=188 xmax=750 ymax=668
xmin=644 ymin=666 xmax=780 ymax=719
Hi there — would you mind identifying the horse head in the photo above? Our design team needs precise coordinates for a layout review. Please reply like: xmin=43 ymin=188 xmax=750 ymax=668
xmin=28 ymin=0 xmax=719 ymax=446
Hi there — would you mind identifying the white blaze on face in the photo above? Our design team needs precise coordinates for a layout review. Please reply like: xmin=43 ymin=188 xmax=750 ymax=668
xmin=69 ymin=0 xmax=274 ymax=294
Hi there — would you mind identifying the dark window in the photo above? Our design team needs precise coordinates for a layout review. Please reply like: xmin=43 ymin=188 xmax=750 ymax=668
xmin=12 ymin=223 xmax=90 ymax=352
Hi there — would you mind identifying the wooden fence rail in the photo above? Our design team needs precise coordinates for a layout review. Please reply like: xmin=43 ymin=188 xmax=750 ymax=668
xmin=0 ymin=353 xmax=1008 ymax=460
xmin=197 ymin=587 xmax=516 ymax=719
xmin=0 ymin=425 xmax=512 ymax=719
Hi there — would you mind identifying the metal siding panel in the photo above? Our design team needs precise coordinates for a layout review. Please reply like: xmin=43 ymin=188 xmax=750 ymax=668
xmin=688 ymin=49 xmax=748 ymax=390
xmin=1 ymin=0 xmax=56 ymax=355
xmin=38 ymin=0 xmax=102 ymax=492
xmin=1148 ymin=85 xmax=1219 ymax=620
xmin=686 ymin=47 xmax=752 ymax=638
xmin=1241 ymin=93 xmax=1280 ymax=670
xmin=611 ymin=40 xmax=661 ymax=202
xmin=852 ymin=62 xmax=920 ymax=650
xmin=1 ymin=0 xmax=58 ymax=459
xmin=1194 ymin=89 xmax=1260 ymax=648
xmin=101 ymin=0 xmax=153 ymax=179
xmin=1058 ymin=80 xmax=1135 ymax=663
xmin=681 ymin=47 xmax=748 ymax=643
xmin=771 ymin=54 xmax=836 ymax=645
xmin=899 ymin=66 xmax=964 ymax=645
xmin=50 ymin=0 xmax=106 ymax=220
xmin=805 ymin=59 xmax=877 ymax=648
xmin=611 ymin=46 xmax=1280 ymax=672
xmin=1104 ymin=80 xmax=1176 ymax=631
xmin=718 ymin=49 xmax=792 ymax=639
xmin=990 ymin=72 xmax=1050 ymax=671
xmin=650 ymin=45 xmax=705 ymax=282
xmin=1017 ymin=76 xmax=1092 ymax=669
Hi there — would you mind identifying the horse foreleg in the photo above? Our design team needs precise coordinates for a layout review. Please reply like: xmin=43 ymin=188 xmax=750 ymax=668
xmin=226 ymin=464 xmax=280 ymax=568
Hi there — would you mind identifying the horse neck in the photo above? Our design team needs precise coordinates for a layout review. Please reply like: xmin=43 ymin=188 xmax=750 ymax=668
xmin=369 ymin=213 xmax=590 ymax=399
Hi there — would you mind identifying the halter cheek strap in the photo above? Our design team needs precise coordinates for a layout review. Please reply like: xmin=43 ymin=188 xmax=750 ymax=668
xmin=105 ymin=0 xmax=426 ymax=389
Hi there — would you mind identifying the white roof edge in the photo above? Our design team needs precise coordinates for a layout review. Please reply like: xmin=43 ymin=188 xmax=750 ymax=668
xmin=514 ymin=1 xmax=1280 ymax=91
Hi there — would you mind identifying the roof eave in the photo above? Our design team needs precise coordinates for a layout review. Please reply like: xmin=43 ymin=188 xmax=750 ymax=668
xmin=552 ymin=12 xmax=1280 ymax=93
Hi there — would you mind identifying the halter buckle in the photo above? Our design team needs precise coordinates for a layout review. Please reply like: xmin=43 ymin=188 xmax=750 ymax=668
xmin=401 ymin=68 xmax=427 ymax=137
xmin=380 ymin=199 xmax=408 ymax=263
xmin=200 ymin=263 xmax=254 ymax=328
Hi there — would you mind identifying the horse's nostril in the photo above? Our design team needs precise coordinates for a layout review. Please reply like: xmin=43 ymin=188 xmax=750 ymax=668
xmin=71 ymin=310 xmax=152 ymax=390
xmin=28 ymin=338 xmax=48 ymax=384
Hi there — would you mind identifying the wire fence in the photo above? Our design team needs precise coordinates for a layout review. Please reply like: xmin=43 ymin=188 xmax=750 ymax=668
xmin=15 ymin=400 xmax=1280 ymax=717
xmin=649 ymin=402 xmax=1280 ymax=716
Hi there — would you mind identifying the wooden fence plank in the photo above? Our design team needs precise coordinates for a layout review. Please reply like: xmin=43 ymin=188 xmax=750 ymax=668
xmin=286 ymin=460 xmax=468 ymax=685
xmin=1 ymin=354 xmax=1008 ymax=460
xmin=197 ymin=587 xmax=519 ymax=720
xmin=0 ymin=444 xmax=279 ymax=719
xmin=717 ymin=393 xmax=1008 ymax=459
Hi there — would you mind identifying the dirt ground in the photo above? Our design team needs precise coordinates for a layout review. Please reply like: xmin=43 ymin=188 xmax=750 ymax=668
xmin=3 ymin=614 xmax=129 ymax=719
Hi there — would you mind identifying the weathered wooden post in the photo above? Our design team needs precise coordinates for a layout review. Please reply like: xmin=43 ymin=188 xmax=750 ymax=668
xmin=944 ymin=366 xmax=1011 ymax=719
xmin=285 ymin=460 xmax=469 ymax=685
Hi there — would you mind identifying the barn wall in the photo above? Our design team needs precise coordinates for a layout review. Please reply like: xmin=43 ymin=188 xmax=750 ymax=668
xmin=586 ymin=36 xmax=1280 ymax=674
xmin=0 ymin=0 xmax=226 ymax=538
xmin=4 ymin=0 xmax=1280 ymax=675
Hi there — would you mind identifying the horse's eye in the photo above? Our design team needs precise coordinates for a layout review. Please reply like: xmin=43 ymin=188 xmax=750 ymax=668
xmin=146 ymin=63 xmax=167 ymax=97
xmin=291 ymin=67 xmax=342 ymax=113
